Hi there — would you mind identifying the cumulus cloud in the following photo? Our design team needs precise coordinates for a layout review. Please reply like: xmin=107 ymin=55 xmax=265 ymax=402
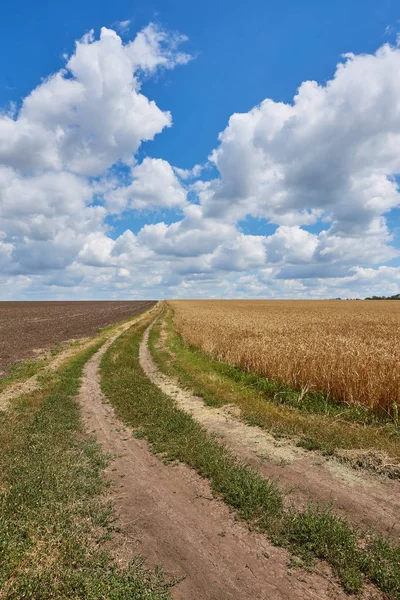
xmin=263 ymin=222 xmax=396 ymax=278
xmin=174 ymin=164 xmax=203 ymax=180
xmin=0 ymin=23 xmax=190 ymax=284
xmin=210 ymin=233 xmax=266 ymax=272
xmin=1 ymin=27 xmax=400 ymax=300
xmin=137 ymin=205 xmax=236 ymax=258
xmin=265 ymin=226 xmax=318 ymax=264
xmin=0 ymin=23 xmax=190 ymax=177
xmin=200 ymin=43 xmax=400 ymax=246
xmin=105 ymin=157 xmax=187 ymax=213
xmin=0 ymin=168 xmax=91 ymax=221
xmin=78 ymin=229 xmax=153 ymax=268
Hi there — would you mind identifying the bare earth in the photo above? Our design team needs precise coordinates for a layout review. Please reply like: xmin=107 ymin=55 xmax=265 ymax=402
xmin=78 ymin=312 xmax=381 ymax=599
xmin=140 ymin=318 xmax=400 ymax=541
xmin=0 ymin=300 xmax=155 ymax=376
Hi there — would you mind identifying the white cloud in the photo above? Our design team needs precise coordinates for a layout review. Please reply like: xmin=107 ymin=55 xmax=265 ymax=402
xmin=200 ymin=43 xmax=400 ymax=250
xmin=1 ymin=28 xmax=400 ymax=300
xmin=0 ymin=167 xmax=91 ymax=221
xmin=210 ymin=233 xmax=266 ymax=271
xmin=78 ymin=229 xmax=153 ymax=268
xmin=77 ymin=233 xmax=116 ymax=267
xmin=105 ymin=157 xmax=187 ymax=213
xmin=174 ymin=164 xmax=203 ymax=180
xmin=117 ymin=20 xmax=131 ymax=34
xmin=127 ymin=23 xmax=192 ymax=74
xmin=262 ymin=222 xmax=397 ymax=278
xmin=0 ymin=24 xmax=190 ymax=177
xmin=0 ymin=23 xmax=190 ymax=284
xmin=265 ymin=226 xmax=318 ymax=264
xmin=137 ymin=205 xmax=236 ymax=258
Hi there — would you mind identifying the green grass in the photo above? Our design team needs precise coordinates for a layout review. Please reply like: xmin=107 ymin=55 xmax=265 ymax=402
xmin=101 ymin=314 xmax=400 ymax=597
xmin=0 ymin=347 xmax=75 ymax=399
xmin=0 ymin=358 xmax=47 ymax=393
xmin=149 ymin=307 xmax=400 ymax=465
xmin=0 ymin=343 xmax=71 ymax=394
xmin=0 ymin=332 xmax=172 ymax=598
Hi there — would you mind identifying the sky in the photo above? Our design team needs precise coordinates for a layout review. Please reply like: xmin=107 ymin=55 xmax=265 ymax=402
xmin=1 ymin=0 xmax=400 ymax=299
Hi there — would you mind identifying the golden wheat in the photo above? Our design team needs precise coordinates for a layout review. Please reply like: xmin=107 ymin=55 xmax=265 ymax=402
xmin=168 ymin=300 xmax=400 ymax=414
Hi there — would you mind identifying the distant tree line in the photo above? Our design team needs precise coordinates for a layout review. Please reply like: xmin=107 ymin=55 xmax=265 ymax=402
xmin=365 ymin=293 xmax=400 ymax=300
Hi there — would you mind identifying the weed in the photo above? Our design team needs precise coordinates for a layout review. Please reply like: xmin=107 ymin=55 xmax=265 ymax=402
xmin=393 ymin=403 xmax=399 ymax=429
xmin=279 ymin=506 xmax=364 ymax=593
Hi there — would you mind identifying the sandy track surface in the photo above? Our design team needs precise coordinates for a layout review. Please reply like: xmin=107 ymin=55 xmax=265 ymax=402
xmin=77 ymin=312 xmax=361 ymax=599
xmin=140 ymin=319 xmax=400 ymax=540
xmin=0 ymin=300 xmax=155 ymax=376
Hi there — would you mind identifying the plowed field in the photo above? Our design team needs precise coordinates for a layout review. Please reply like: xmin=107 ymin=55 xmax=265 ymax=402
xmin=0 ymin=300 xmax=155 ymax=375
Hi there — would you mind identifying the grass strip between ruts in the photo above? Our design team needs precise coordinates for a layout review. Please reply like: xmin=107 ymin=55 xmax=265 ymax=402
xmin=101 ymin=314 xmax=400 ymax=598
xmin=0 ymin=319 xmax=172 ymax=600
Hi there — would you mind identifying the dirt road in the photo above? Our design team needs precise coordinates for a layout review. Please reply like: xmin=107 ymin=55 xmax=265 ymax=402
xmin=140 ymin=318 xmax=400 ymax=540
xmin=77 ymin=311 xmax=380 ymax=599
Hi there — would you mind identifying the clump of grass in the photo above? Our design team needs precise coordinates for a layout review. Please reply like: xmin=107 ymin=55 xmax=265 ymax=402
xmin=296 ymin=437 xmax=335 ymax=456
xmin=0 ymin=358 xmax=46 ymax=393
xmin=101 ymin=317 xmax=400 ymax=597
xmin=150 ymin=306 xmax=400 ymax=463
xmin=0 ymin=340 xmax=172 ymax=599
xmin=363 ymin=535 xmax=400 ymax=597
xmin=279 ymin=506 xmax=364 ymax=593
xmin=50 ymin=340 xmax=65 ymax=356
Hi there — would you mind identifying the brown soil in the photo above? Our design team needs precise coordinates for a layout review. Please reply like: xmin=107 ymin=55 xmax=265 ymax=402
xmin=140 ymin=319 xmax=400 ymax=541
xmin=78 ymin=314 xmax=381 ymax=599
xmin=0 ymin=300 xmax=155 ymax=376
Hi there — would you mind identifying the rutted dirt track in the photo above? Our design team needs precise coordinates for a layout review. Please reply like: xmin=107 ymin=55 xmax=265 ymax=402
xmin=79 ymin=310 xmax=380 ymax=599
xmin=0 ymin=300 xmax=155 ymax=376
xmin=140 ymin=318 xmax=400 ymax=540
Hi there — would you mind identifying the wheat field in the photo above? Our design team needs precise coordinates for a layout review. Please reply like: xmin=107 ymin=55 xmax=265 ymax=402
xmin=169 ymin=300 xmax=400 ymax=414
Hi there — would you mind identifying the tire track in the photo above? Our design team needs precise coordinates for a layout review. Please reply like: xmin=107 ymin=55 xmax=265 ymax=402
xmin=140 ymin=317 xmax=400 ymax=540
xmin=77 ymin=308 xmax=354 ymax=599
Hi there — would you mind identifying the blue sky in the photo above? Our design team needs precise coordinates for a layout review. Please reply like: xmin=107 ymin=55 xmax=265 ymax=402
xmin=2 ymin=0 xmax=398 ymax=167
xmin=0 ymin=0 xmax=400 ymax=299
